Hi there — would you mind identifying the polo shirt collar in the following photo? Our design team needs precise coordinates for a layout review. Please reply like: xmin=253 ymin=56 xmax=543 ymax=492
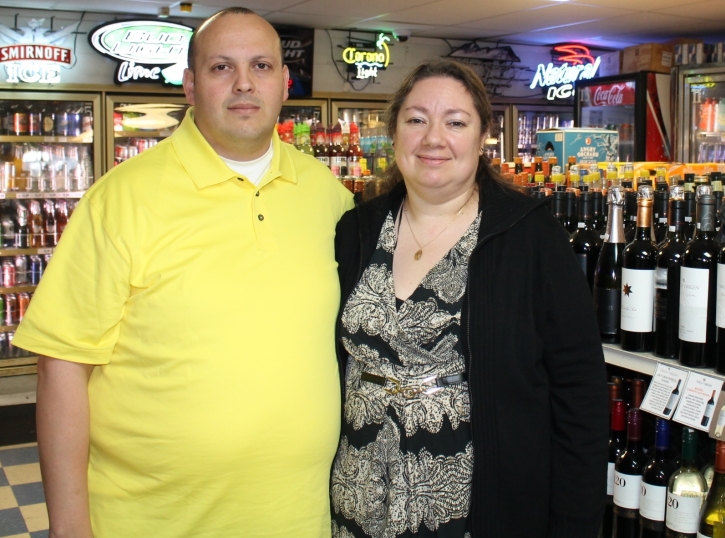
xmin=172 ymin=107 xmax=298 ymax=189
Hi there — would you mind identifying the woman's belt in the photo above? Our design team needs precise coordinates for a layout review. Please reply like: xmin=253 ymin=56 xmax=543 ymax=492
xmin=360 ymin=371 xmax=466 ymax=399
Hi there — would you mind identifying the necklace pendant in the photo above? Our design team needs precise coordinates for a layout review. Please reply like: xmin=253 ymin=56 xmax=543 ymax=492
xmin=414 ymin=249 xmax=423 ymax=261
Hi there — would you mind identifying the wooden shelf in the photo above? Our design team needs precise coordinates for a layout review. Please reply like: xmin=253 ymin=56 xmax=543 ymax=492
xmin=0 ymin=355 xmax=37 ymax=377
xmin=0 ymin=247 xmax=53 ymax=256
xmin=0 ymin=285 xmax=38 ymax=294
xmin=0 ymin=326 xmax=18 ymax=333
xmin=0 ymin=135 xmax=92 ymax=144
xmin=602 ymin=343 xmax=725 ymax=382
xmin=0 ymin=191 xmax=84 ymax=200
xmin=114 ymin=130 xmax=175 ymax=138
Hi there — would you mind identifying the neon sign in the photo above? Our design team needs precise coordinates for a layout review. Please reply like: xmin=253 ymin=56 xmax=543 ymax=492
xmin=529 ymin=45 xmax=601 ymax=101
xmin=89 ymin=20 xmax=192 ymax=86
xmin=0 ymin=19 xmax=78 ymax=84
xmin=342 ymin=33 xmax=391 ymax=80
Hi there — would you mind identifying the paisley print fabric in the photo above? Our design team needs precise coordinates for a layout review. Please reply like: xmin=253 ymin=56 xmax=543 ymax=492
xmin=331 ymin=211 xmax=480 ymax=538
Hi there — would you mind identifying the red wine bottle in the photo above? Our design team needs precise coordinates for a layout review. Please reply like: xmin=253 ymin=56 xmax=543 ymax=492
xmin=594 ymin=186 xmax=626 ymax=344
xmin=715 ymin=239 xmax=725 ymax=374
xmin=613 ymin=408 xmax=647 ymax=538
xmin=570 ymin=191 xmax=603 ymax=291
xmin=653 ymin=190 xmax=669 ymax=245
xmin=679 ymin=185 xmax=719 ymax=368
xmin=654 ymin=190 xmax=688 ymax=359
xmin=603 ymin=399 xmax=628 ymax=538
xmin=639 ymin=418 xmax=676 ymax=537
xmin=621 ymin=185 xmax=657 ymax=352
xmin=624 ymin=190 xmax=638 ymax=243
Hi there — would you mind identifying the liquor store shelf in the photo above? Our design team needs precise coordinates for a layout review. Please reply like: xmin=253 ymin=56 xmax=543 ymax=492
xmin=0 ymin=355 xmax=38 ymax=377
xmin=0 ymin=191 xmax=84 ymax=200
xmin=0 ymin=135 xmax=91 ymax=144
xmin=603 ymin=344 xmax=725 ymax=382
xmin=0 ymin=247 xmax=53 ymax=256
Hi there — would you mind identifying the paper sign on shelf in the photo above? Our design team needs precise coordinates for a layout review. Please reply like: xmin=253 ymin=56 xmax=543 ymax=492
xmin=672 ymin=372 xmax=724 ymax=432
xmin=640 ymin=364 xmax=689 ymax=419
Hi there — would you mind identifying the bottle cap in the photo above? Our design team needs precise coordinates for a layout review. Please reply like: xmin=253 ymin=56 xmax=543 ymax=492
xmin=637 ymin=184 xmax=653 ymax=200
xmin=671 ymin=185 xmax=685 ymax=201
xmin=696 ymin=184 xmax=714 ymax=201
xmin=611 ymin=399 xmax=626 ymax=431
xmin=608 ymin=185 xmax=624 ymax=205
xmin=654 ymin=418 xmax=670 ymax=451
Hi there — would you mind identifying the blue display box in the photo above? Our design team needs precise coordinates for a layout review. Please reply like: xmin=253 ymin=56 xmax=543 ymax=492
xmin=537 ymin=128 xmax=619 ymax=165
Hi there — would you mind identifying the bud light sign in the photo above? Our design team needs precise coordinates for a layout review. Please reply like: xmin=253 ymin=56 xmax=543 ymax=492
xmin=89 ymin=20 xmax=193 ymax=86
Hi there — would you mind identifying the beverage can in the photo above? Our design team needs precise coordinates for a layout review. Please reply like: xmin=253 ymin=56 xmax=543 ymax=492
xmin=5 ymin=293 xmax=17 ymax=325
xmin=14 ymin=255 xmax=27 ymax=285
xmin=29 ymin=255 xmax=43 ymax=285
xmin=17 ymin=292 xmax=29 ymax=322
xmin=1 ymin=260 xmax=16 ymax=288
xmin=136 ymin=138 xmax=149 ymax=152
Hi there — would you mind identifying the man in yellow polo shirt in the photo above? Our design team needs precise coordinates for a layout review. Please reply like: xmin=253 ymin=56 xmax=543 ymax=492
xmin=13 ymin=8 xmax=353 ymax=538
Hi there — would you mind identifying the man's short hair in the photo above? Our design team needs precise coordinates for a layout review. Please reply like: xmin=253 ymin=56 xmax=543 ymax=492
xmin=186 ymin=7 xmax=283 ymax=72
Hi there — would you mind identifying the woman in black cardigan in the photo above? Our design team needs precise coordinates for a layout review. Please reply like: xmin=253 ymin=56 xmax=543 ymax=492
xmin=331 ymin=59 xmax=608 ymax=538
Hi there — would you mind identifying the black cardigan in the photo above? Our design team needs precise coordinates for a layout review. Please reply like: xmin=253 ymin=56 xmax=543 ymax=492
xmin=334 ymin=179 xmax=608 ymax=537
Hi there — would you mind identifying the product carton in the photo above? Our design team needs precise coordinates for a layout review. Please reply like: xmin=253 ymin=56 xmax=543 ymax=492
xmin=622 ymin=43 xmax=674 ymax=74
xmin=598 ymin=51 xmax=622 ymax=77
xmin=537 ymin=128 xmax=619 ymax=165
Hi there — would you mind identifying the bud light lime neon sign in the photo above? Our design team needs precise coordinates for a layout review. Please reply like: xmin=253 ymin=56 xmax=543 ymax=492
xmin=89 ymin=20 xmax=192 ymax=86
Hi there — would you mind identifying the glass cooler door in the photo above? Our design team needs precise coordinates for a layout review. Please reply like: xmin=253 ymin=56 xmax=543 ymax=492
xmin=680 ymin=72 xmax=725 ymax=163
xmin=105 ymin=95 xmax=189 ymax=173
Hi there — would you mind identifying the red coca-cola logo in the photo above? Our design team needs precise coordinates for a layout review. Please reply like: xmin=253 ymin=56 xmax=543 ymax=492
xmin=589 ymin=82 xmax=635 ymax=107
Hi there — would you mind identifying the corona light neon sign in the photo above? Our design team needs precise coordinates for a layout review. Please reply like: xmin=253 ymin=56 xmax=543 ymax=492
xmin=342 ymin=33 xmax=391 ymax=80
xmin=530 ymin=45 xmax=601 ymax=101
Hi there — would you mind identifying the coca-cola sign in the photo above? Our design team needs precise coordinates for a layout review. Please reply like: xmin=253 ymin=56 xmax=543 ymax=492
xmin=587 ymin=82 xmax=636 ymax=107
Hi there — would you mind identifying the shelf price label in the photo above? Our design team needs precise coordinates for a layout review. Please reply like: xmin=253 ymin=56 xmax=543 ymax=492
xmin=640 ymin=364 xmax=690 ymax=419
xmin=672 ymin=373 xmax=724 ymax=432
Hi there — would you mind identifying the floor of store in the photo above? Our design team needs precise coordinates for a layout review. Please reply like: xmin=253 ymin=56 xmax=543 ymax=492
xmin=0 ymin=375 xmax=46 ymax=537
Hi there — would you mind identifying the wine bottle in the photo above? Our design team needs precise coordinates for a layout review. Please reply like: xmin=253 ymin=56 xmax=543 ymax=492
xmin=655 ymin=189 xmax=688 ymax=359
xmin=698 ymin=441 xmax=725 ymax=538
xmin=703 ymin=392 xmax=717 ymax=428
xmin=621 ymin=185 xmax=657 ymax=352
xmin=680 ymin=186 xmax=719 ymax=369
xmin=551 ymin=191 xmax=568 ymax=230
xmin=594 ymin=190 xmax=605 ymax=232
xmin=595 ymin=186 xmax=626 ymax=344
xmin=702 ymin=439 xmax=717 ymax=491
xmin=570 ymin=191 xmax=603 ymax=291
xmin=716 ymin=407 xmax=725 ymax=439
xmin=613 ymin=408 xmax=647 ymax=538
xmin=640 ymin=419 xmax=677 ymax=537
xmin=625 ymin=190 xmax=638 ymax=243
xmin=715 ymin=240 xmax=725 ymax=374
xmin=664 ymin=380 xmax=682 ymax=417
xmin=565 ymin=191 xmax=578 ymax=233
xmin=655 ymin=190 xmax=671 ymax=245
xmin=604 ymin=399 xmax=628 ymax=538
xmin=666 ymin=427 xmax=708 ymax=537
xmin=685 ymin=191 xmax=697 ymax=241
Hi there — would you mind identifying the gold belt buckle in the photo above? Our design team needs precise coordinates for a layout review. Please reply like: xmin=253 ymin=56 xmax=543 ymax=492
xmin=383 ymin=375 xmax=439 ymax=399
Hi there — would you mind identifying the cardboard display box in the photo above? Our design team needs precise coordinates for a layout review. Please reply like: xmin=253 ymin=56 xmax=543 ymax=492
xmin=537 ymin=128 xmax=619 ymax=165
xmin=622 ymin=43 xmax=674 ymax=74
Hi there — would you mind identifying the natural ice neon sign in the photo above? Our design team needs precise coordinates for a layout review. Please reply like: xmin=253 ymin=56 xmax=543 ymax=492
xmin=342 ymin=33 xmax=391 ymax=80
xmin=530 ymin=45 xmax=601 ymax=101
xmin=89 ymin=20 xmax=192 ymax=86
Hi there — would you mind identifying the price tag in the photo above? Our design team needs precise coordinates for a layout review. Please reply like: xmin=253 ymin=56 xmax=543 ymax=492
xmin=16 ymin=192 xmax=34 ymax=199
xmin=36 ymin=248 xmax=53 ymax=255
xmin=640 ymin=363 xmax=689 ymax=419
xmin=0 ymin=193 xmax=5 ymax=199
xmin=672 ymin=373 xmax=724 ymax=432
xmin=55 ymin=192 xmax=71 ymax=198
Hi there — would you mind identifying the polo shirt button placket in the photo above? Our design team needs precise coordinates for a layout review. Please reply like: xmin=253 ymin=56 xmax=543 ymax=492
xmin=258 ymin=214 xmax=264 ymax=221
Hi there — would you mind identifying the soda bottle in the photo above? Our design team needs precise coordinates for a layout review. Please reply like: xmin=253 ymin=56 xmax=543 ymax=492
xmin=27 ymin=102 xmax=41 ymax=136
xmin=329 ymin=121 xmax=344 ymax=178
xmin=313 ymin=120 xmax=330 ymax=168
xmin=29 ymin=200 xmax=45 ymax=248
xmin=346 ymin=116 xmax=363 ymax=178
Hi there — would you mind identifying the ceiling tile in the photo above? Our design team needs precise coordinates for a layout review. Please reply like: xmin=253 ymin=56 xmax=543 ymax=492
xmin=655 ymin=0 xmax=725 ymax=21
xmin=376 ymin=0 xmax=549 ymax=27
xmin=412 ymin=26 xmax=504 ymax=39
xmin=460 ymin=3 xmax=635 ymax=33
xmin=283 ymin=0 xmax=437 ymax=20
xmin=264 ymin=12 xmax=359 ymax=28
xmin=566 ymin=0 xmax=700 ymax=10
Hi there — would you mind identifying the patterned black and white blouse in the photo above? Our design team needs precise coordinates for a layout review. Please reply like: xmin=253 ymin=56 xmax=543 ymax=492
xmin=331 ymin=208 xmax=481 ymax=538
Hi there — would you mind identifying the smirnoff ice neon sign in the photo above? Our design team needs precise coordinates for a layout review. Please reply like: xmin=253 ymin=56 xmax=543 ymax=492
xmin=0 ymin=18 xmax=79 ymax=84
xmin=529 ymin=45 xmax=601 ymax=101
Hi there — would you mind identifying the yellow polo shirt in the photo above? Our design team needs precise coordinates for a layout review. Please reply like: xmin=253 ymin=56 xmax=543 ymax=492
xmin=14 ymin=108 xmax=353 ymax=537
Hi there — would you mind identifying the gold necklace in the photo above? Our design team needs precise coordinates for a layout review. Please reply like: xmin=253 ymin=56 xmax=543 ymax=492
xmin=404 ymin=187 xmax=476 ymax=261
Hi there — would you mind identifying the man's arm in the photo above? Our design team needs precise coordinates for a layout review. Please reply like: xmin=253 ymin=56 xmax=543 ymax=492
xmin=36 ymin=356 xmax=95 ymax=538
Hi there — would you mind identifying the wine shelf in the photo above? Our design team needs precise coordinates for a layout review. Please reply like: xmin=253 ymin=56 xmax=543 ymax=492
xmin=603 ymin=343 xmax=725 ymax=382
xmin=0 ymin=285 xmax=38 ymax=294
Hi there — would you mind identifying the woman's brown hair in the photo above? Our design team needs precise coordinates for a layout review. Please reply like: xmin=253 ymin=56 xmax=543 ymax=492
xmin=381 ymin=59 xmax=513 ymax=194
